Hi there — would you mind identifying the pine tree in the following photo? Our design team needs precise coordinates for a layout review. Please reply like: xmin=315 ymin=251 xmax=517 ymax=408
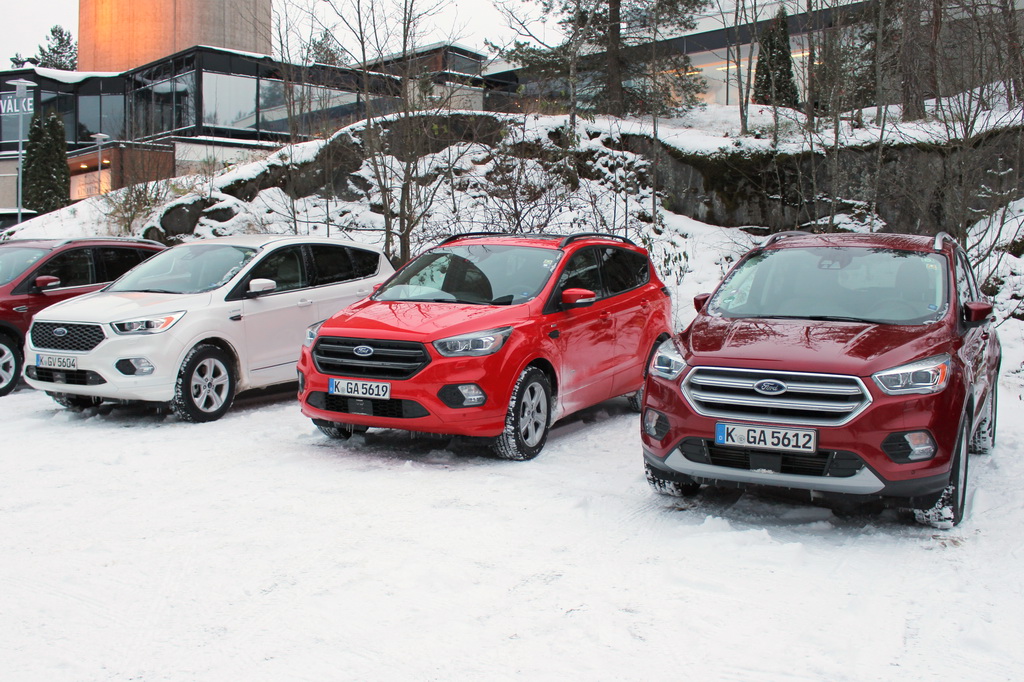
xmin=307 ymin=30 xmax=346 ymax=66
xmin=36 ymin=25 xmax=77 ymax=70
xmin=23 ymin=112 xmax=70 ymax=214
xmin=752 ymin=8 xmax=800 ymax=108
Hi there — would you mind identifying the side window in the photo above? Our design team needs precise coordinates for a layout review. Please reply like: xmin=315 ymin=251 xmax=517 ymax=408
xmin=349 ymin=248 xmax=381 ymax=279
xmin=556 ymin=249 xmax=603 ymax=296
xmin=248 ymin=246 xmax=308 ymax=292
xmin=97 ymin=247 xmax=144 ymax=282
xmin=36 ymin=249 xmax=95 ymax=288
xmin=600 ymin=247 xmax=649 ymax=295
xmin=310 ymin=245 xmax=356 ymax=285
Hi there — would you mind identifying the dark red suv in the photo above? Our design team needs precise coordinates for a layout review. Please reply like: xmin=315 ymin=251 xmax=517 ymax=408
xmin=299 ymin=232 xmax=673 ymax=459
xmin=0 ymin=237 xmax=165 ymax=396
xmin=641 ymin=232 xmax=1000 ymax=528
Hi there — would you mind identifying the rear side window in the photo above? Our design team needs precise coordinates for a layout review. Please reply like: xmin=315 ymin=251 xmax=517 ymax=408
xmin=310 ymin=245 xmax=356 ymax=285
xmin=97 ymin=247 xmax=145 ymax=282
xmin=349 ymin=248 xmax=380 ymax=278
xmin=600 ymin=247 xmax=649 ymax=295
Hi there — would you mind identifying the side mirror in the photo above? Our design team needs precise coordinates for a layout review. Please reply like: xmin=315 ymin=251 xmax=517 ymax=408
xmin=33 ymin=275 xmax=61 ymax=293
xmin=248 ymin=278 xmax=276 ymax=296
xmin=694 ymin=293 xmax=711 ymax=312
xmin=561 ymin=288 xmax=597 ymax=308
xmin=964 ymin=301 xmax=993 ymax=326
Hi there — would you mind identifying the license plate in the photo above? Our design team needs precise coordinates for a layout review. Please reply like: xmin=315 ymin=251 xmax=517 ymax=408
xmin=715 ymin=422 xmax=817 ymax=453
xmin=329 ymin=378 xmax=391 ymax=400
xmin=36 ymin=354 xmax=78 ymax=371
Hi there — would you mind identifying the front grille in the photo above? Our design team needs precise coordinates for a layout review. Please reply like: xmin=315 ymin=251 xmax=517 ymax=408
xmin=31 ymin=322 xmax=105 ymax=352
xmin=679 ymin=438 xmax=864 ymax=478
xmin=312 ymin=337 xmax=430 ymax=380
xmin=306 ymin=391 xmax=429 ymax=419
xmin=25 ymin=366 xmax=106 ymax=386
xmin=682 ymin=367 xmax=870 ymax=426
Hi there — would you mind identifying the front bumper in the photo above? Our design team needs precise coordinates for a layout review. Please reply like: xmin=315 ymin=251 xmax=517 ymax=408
xmin=641 ymin=371 xmax=962 ymax=500
xmin=24 ymin=333 xmax=187 ymax=403
xmin=297 ymin=345 xmax=515 ymax=438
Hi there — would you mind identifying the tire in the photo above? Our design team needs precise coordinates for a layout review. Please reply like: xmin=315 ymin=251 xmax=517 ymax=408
xmin=0 ymin=335 xmax=21 ymax=397
xmin=491 ymin=366 xmax=552 ymax=461
xmin=315 ymin=419 xmax=353 ymax=440
xmin=914 ymin=417 xmax=970 ymax=529
xmin=970 ymin=390 xmax=997 ymax=454
xmin=645 ymin=460 xmax=700 ymax=497
xmin=48 ymin=391 xmax=103 ymax=411
xmin=171 ymin=344 xmax=235 ymax=423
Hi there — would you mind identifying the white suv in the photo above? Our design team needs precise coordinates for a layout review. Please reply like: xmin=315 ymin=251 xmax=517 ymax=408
xmin=24 ymin=235 xmax=393 ymax=421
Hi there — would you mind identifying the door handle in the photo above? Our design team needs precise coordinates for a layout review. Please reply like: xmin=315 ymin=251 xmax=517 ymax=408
xmin=298 ymin=299 xmax=313 ymax=307
xmin=13 ymin=306 xmax=28 ymax=313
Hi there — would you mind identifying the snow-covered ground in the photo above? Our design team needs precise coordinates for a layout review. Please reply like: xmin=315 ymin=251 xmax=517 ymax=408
xmin=4 ymin=102 xmax=1024 ymax=679
xmin=2 ymin=359 xmax=1023 ymax=681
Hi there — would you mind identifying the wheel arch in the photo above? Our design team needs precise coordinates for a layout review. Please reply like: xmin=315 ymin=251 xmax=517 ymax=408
xmin=187 ymin=336 xmax=243 ymax=385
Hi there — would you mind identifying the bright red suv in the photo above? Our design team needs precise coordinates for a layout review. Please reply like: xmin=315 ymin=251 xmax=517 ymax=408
xmin=642 ymin=232 xmax=1000 ymax=528
xmin=299 ymin=232 xmax=673 ymax=459
xmin=0 ymin=237 xmax=165 ymax=396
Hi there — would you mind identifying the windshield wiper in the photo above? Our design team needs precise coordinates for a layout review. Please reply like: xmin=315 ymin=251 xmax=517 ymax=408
xmin=755 ymin=314 xmax=885 ymax=324
xmin=119 ymin=288 xmax=181 ymax=294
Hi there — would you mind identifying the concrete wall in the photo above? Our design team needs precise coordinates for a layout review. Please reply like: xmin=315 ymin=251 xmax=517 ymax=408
xmin=79 ymin=0 xmax=273 ymax=72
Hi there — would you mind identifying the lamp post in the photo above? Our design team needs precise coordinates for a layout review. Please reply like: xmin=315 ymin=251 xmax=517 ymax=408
xmin=90 ymin=132 xmax=110 ymax=195
xmin=5 ymin=78 xmax=36 ymax=224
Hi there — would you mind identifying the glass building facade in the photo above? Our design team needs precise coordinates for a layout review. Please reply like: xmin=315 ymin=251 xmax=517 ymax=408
xmin=1 ymin=46 xmax=401 ymax=154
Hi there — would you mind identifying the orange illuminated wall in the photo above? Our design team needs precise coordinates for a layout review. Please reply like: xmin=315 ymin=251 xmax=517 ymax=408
xmin=78 ymin=0 xmax=273 ymax=72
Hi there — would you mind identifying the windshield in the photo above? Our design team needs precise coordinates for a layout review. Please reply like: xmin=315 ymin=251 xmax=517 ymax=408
xmin=0 ymin=247 xmax=48 ymax=286
xmin=376 ymin=244 xmax=562 ymax=305
xmin=107 ymin=243 xmax=257 ymax=294
xmin=710 ymin=246 xmax=948 ymax=325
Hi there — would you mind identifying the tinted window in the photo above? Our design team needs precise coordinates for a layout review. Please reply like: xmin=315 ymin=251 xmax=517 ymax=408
xmin=349 ymin=248 xmax=380 ymax=278
xmin=97 ymin=247 xmax=145 ymax=282
xmin=248 ymin=246 xmax=308 ymax=292
xmin=310 ymin=245 xmax=355 ymax=285
xmin=600 ymin=247 xmax=648 ymax=295
xmin=37 ymin=249 xmax=95 ymax=288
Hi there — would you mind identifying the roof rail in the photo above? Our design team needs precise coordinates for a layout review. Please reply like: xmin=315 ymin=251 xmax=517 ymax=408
xmin=933 ymin=232 xmax=958 ymax=251
xmin=761 ymin=230 xmax=810 ymax=247
xmin=437 ymin=231 xmax=508 ymax=245
xmin=55 ymin=236 xmax=165 ymax=248
xmin=559 ymin=233 xmax=636 ymax=247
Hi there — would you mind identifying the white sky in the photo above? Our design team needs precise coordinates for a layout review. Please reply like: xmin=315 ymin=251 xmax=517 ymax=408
xmin=2 ymin=0 xmax=537 ymax=72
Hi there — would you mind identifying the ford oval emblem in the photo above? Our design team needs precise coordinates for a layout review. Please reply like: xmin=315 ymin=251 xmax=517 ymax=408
xmin=353 ymin=345 xmax=374 ymax=358
xmin=754 ymin=379 xmax=787 ymax=396
xmin=52 ymin=327 xmax=68 ymax=337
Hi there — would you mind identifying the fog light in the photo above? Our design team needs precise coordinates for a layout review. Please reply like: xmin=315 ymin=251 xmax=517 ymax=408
xmin=297 ymin=370 xmax=305 ymax=394
xmin=438 ymin=384 xmax=487 ymax=408
xmin=881 ymin=430 xmax=937 ymax=462
xmin=643 ymin=408 xmax=670 ymax=440
xmin=115 ymin=358 xmax=155 ymax=376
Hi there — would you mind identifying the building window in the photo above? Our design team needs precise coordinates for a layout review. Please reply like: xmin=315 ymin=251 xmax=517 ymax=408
xmin=202 ymin=72 xmax=258 ymax=130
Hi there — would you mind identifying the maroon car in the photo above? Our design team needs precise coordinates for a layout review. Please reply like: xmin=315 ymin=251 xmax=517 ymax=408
xmin=0 ymin=237 xmax=165 ymax=396
xmin=641 ymin=232 xmax=1001 ymax=528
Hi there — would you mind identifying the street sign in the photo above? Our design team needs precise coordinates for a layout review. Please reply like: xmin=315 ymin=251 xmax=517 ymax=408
xmin=0 ymin=93 xmax=34 ymax=117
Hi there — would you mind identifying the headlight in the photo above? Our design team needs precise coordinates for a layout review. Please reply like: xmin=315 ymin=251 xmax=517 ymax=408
xmin=433 ymin=327 xmax=512 ymax=357
xmin=304 ymin=320 xmax=325 ymax=347
xmin=651 ymin=338 xmax=687 ymax=380
xmin=111 ymin=311 xmax=185 ymax=335
xmin=872 ymin=354 xmax=952 ymax=395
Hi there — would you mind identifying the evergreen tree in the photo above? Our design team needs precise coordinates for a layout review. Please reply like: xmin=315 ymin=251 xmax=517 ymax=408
xmin=307 ymin=29 xmax=346 ymax=66
xmin=23 ymin=112 xmax=71 ymax=214
xmin=752 ymin=8 xmax=800 ymax=108
xmin=37 ymin=25 xmax=77 ymax=70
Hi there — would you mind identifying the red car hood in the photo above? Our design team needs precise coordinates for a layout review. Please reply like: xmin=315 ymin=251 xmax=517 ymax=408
xmin=683 ymin=315 xmax=951 ymax=376
xmin=324 ymin=300 xmax=528 ymax=341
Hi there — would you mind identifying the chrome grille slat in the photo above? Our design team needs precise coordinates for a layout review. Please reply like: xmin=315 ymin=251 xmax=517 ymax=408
xmin=312 ymin=337 xmax=430 ymax=380
xmin=683 ymin=367 xmax=871 ymax=427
